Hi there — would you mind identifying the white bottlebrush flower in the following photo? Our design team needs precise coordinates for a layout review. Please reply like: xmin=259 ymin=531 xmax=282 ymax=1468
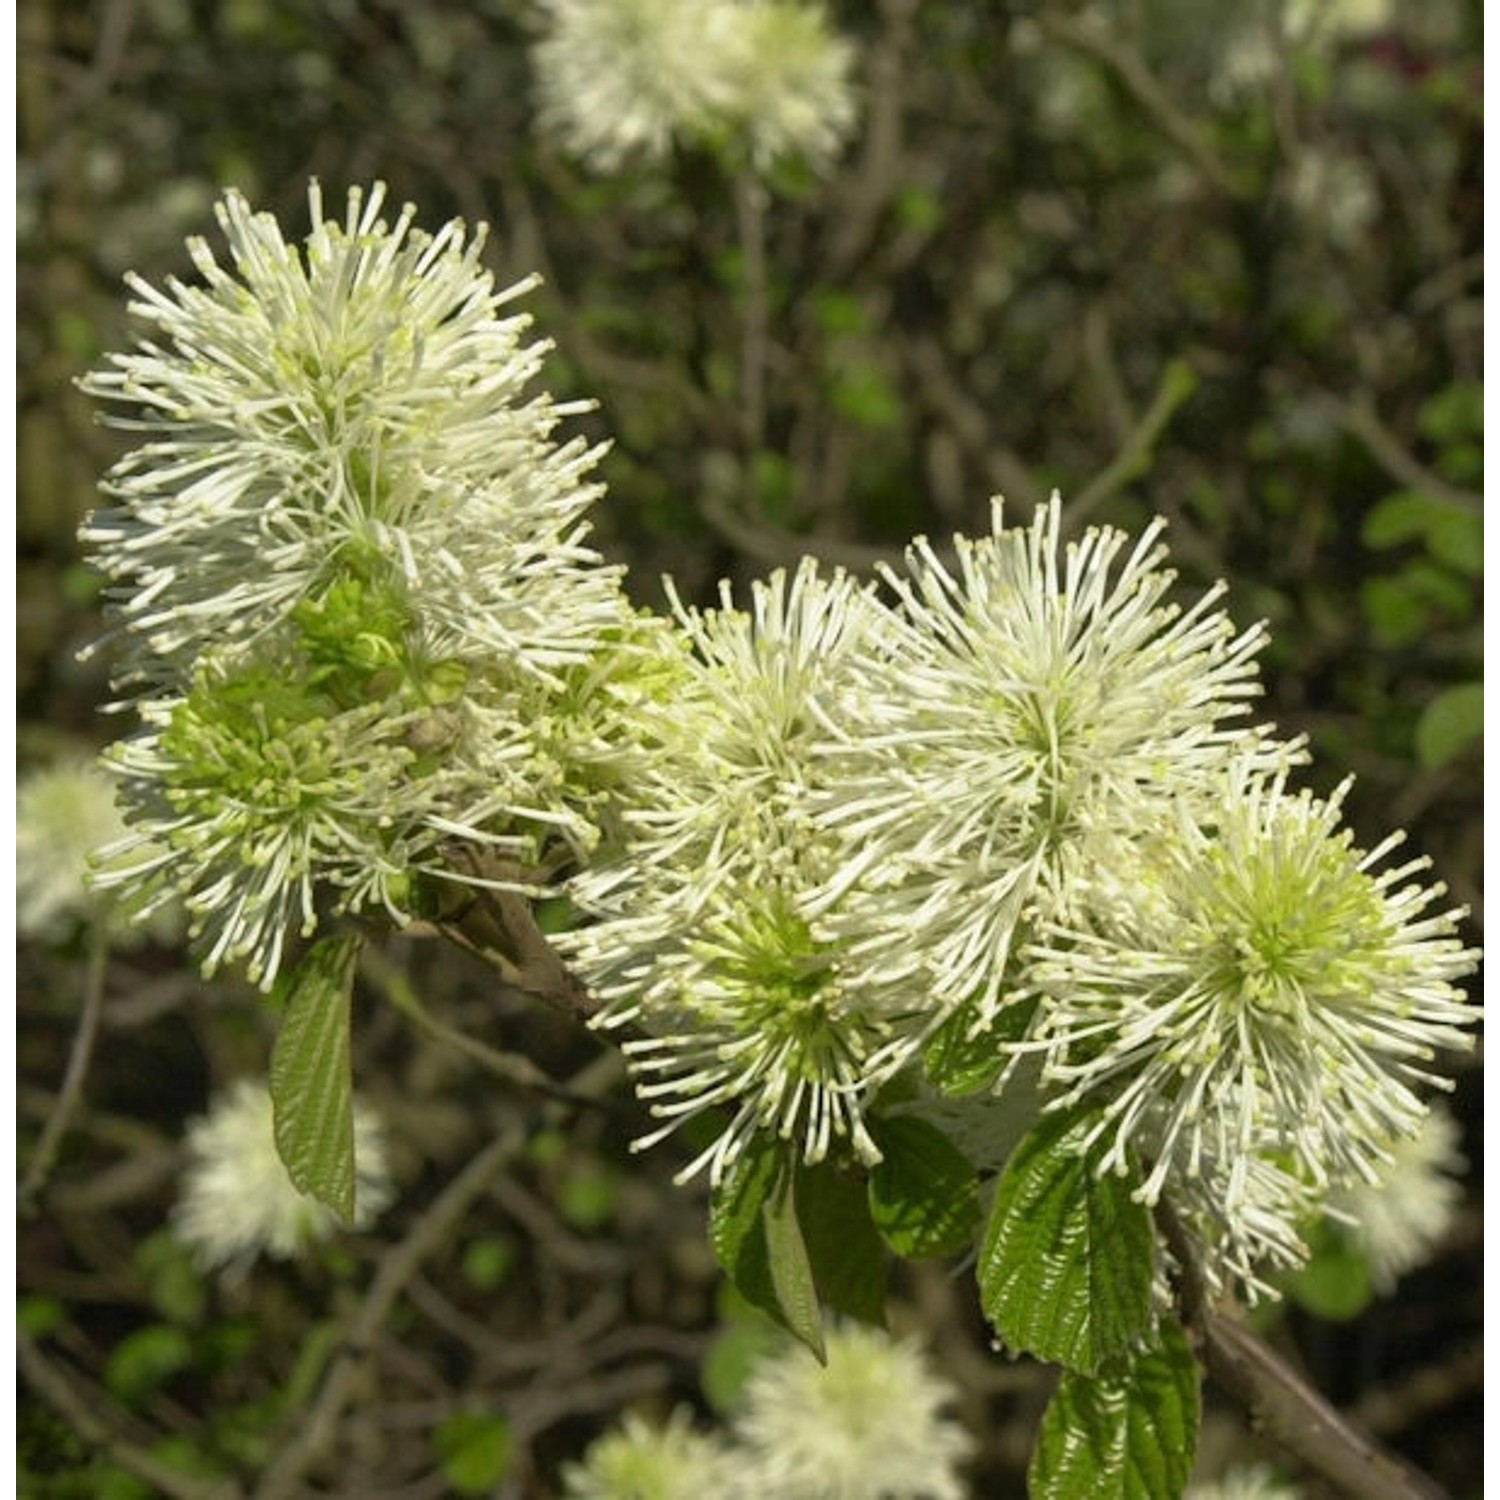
xmin=1326 ymin=1102 xmax=1467 ymax=1291
xmin=173 ymin=1077 xmax=394 ymax=1276
xmin=531 ymin=0 xmax=858 ymax=176
xmin=1026 ymin=762 xmax=1480 ymax=1218
xmin=812 ymin=494 xmax=1285 ymax=1029
xmin=1187 ymin=1462 xmax=1307 ymax=1500
xmin=80 ymin=179 xmax=620 ymax=692
xmin=78 ymin=181 xmax=649 ymax=986
xmin=563 ymin=562 xmax=930 ymax=1182
xmin=1162 ymin=1106 xmax=1326 ymax=1301
xmin=560 ymin=1409 xmax=742 ymax=1500
xmin=732 ymin=1323 xmax=973 ymax=1500
xmin=531 ymin=0 xmax=748 ymax=171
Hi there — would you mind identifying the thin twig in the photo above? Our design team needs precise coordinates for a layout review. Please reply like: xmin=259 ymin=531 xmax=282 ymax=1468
xmin=18 ymin=1330 xmax=244 ymax=1500
xmin=1037 ymin=12 xmax=1241 ymax=198
xmin=358 ymin=942 xmax=608 ymax=1108
xmin=735 ymin=173 xmax=770 ymax=458
xmin=251 ymin=1126 xmax=527 ymax=1500
xmin=1330 ymin=394 xmax=1483 ymax=513
xmin=19 ymin=925 xmax=111 ymax=1215
xmin=1064 ymin=358 xmax=1199 ymax=528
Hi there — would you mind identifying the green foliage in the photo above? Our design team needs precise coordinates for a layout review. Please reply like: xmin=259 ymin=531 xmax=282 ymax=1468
xmin=435 ymin=1411 xmax=513 ymax=1495
xmin=462 ymin=1235 xmax=521 ymax=1292
xmin=1028 ymin=1320 xmax=1200 ymax=1500
xmin=709 ymin=1136 xmax=890 ymax=1360
xmin=867 ymin=1115 xmax=980 ymax=1259
xmin=1415 ymin=682 xmax=1482 ymax=769
xmin=104 ymin=1325 xmax=195 ymax=1404
xmin=1284 ymin=1223 xmax=1375 ymax=1321
xmin=979 ymin=1110 xmax=1156 ymax=1377
xmin=269 ymin=934 xmax=362 ymax=1222
xmin=923 ymin=998 xmax=1032 ymax=1096
xmin=133 ymin=1229 xmax=208 ymax=1327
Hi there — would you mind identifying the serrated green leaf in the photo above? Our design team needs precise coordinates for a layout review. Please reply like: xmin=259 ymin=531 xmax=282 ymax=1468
xmin=869 ymin=1116 xmax=980 ymax=1259
xmin=797 ymin=1159 xmax=887 ymax=1324
xmin=924 ymin=996 xmax=1033 ymax=1097
xmin=763 ymin=1166 xmax=826 ymax=1361
xmin=1029 ymin=1320 xmax=1199 ymax=1500
xmin=709 ymin=1133 xmax=783 ymax=1291
xmin=1415 ymin=683 xmax=1482 ymax=769
xmin=979 ymin=1109 xmax=1155 ymax=1375
xmin=270 ymin=935 xmax=361 ymax=1223
xmin=710 ymin=1137 xmax=822 ymax=1355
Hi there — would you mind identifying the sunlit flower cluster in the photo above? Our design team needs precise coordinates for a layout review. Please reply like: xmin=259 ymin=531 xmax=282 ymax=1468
xmin=563 ymin=561 xmax=932 ymax=1183
xmin=531 ymin=0 xmax=858 ymax=175
xmin=812 ymin=495 xmax=1285 ymax=1029
xmin=80 ymin=181 xmax=645 ymax=986
xmin=173 ymin=1077 xmax=394 ymax=1276
xmin=1024 ymin=763 xmax=1478 ymax=1294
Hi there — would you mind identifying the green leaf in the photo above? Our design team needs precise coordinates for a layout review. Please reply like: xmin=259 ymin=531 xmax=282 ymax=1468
xmin=1029 ymin=1320 xmax=1200 ymax=1500
xmin=709 ymin=1133 xmax=784 ymax=1296
xmin=1415 ymin=683 xmax=1482 ymax=769
xmin=105 ymin=1325 xmax=194 ymax=1404
xmin=1362 ymin=491 xmax=1484 ymax=576
xmin=796 ymin=1158 xmax=887 ymax=1325
xmin=763 ymin=1165 xmax=826 ymax=1361
xmin=435 ymin=1411 xmax=512 ymax=1495
xmin=924 ymin=996 xmax=1033 ymax=1096
xmin=710 ymin=1137 xmax=821 ymax=1355
xmin=869 ymin=1116 xmax=980 ymax=1258
xmin=1286 ymin=1235 xmax=1374 ymax=1321
xmin=979 ymin=1109 xmax=1155 ymax=1375
xmin=270 ymin=934 xmax=361 ymax=1223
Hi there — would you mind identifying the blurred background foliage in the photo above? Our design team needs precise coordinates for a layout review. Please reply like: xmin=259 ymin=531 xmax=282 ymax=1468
xmin=17 ymin=0 xmax=1482 ymax=1496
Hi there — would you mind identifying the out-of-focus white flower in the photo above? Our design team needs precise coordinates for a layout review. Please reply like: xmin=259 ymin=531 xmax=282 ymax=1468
xmin=732 ymin=1322 xmax=973 ymax=1500
xmin=1211 ymin=0 xmax=1396 ymax=101
xmin=17 ymin=760 xmax=132 ymax=940
xmin=16 ymin=758 xmax=180 ymax=945
xmin=563 ymin=561 xmax=930 ymax=1183
xmin=724 ymin=2 xmax=858 ymax=173
xmin=560 ymin=1408 xmax=742 ymax=1500
xmin=78 ymin=181 xmax=647 ymax=987
xmin=532 ymin=0 xmax=749 ymax=170
xmin=1188 ymin=1462 xmax=1307 ymax=1500
xmin=811 ymin=494 xmax=1284 ymax=1030
xmin=531 ymin=0 xmax=858 ymax=176
xmin=1284 ymin=148 xmax=1379 ymax=249
xmin=173 ymin=1077 xmax=394 ymax=1276
xmin=1025 ymin=761 xmax=1479 ymax=1288
xmin=1327 ymin=1102 xmax=1467 ymax=1291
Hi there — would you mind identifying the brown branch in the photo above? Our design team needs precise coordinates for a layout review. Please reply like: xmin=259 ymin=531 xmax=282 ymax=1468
xmin=1330 ymin=394 xmax=1483 ymax=514
xmin=431 ymin=845 xmax=599 ymax=1023
xmin=19 ymin=927 xmax=111 ymax=1215
xmin=251 ymin=1125 xmax=527 ymax=1500
xmin=18 ymin=1330 xmax=243 ymax=1500
xmin=1156 ymin=1199 xmax=1450 ymax=1500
